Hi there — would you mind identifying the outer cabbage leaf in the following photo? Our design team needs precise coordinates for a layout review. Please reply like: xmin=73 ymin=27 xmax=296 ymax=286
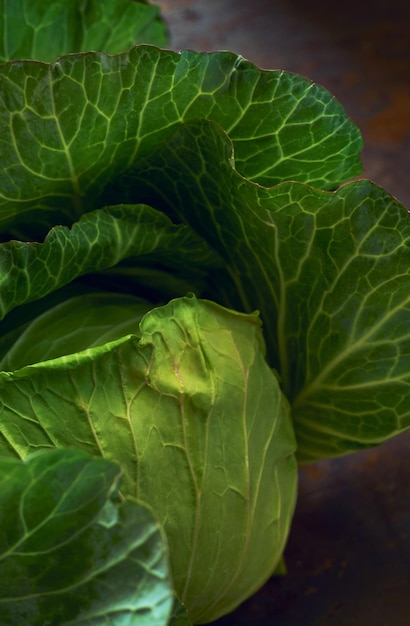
xmin=0 ymin=47 xmax=362 ymax=237
xmin=0 ymin=0 xmax=167 ymax=63
xmin=0 ymin=449 xmax=174 ymax=625
xmin=0 ymin=295 xmax=297 ymax=624
xmin=120 ymin=119 xmax=410 ymax=461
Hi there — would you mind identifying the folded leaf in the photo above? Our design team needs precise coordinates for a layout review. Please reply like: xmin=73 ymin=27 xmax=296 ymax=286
xmin=0 ymin=47 xmax=362 ymax=236
xmin=0 ymin=0 xmax=167 ymax=62
xmin=0 ymin=295 xmax=297 ymax=623
xmin=0 ymin=449 xmax=173 ymax=625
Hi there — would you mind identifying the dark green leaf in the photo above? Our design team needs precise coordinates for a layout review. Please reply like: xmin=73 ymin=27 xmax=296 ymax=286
xmin=0 ymin=203 xmax=220 ymax=322
xmin=0 ymin=449 xmax=173 ymax=625
xmin=0 ymin=47 xmax=362 ymax=236
xmin=0 ymin=0 xmax=167 ymax=63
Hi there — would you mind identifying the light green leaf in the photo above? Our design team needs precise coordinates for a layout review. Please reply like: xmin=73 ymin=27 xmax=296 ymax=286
xmin=0 ymin=449 xmax=174 ymax=626
xmin=0 ymin=295 xmax=297 ymax=623
xmin=0 ymin=0 xmax=167 ymax=63
xmin=0 ymin=46 xmax=362 ymax=237
xmin=0 ymin=292 xmax=152 ymax=370
xmin=123 ymin=119 xmax=410 ymax=460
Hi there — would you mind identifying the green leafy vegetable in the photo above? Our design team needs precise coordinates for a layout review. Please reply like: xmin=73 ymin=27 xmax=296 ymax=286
xmin=0 ymin=295 xmax=297 ymax=624
xmin=0 ymin=4 xmax=409 ymax=622
xmin=0 ymin=449 xmax=174 ymax=625
xmin=0 ymin=0 xmax=167 ymax=62
xmin=1 ymin=115 xmax=408 ymax=461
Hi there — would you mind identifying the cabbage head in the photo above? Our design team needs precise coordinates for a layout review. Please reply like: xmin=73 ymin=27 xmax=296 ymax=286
xmin=0 ymin=294 xmax=297 ymax=623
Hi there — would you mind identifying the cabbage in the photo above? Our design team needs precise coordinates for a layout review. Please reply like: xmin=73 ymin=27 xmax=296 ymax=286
xmin=0 ymin=295 xmax=297 ymax=623
xmin=0 ymin=3 xmax=409 ymax=624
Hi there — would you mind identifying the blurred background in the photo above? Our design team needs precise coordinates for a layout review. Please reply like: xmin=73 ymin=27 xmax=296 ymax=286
xmin=156 ymin=2 xmax=410 ymax=624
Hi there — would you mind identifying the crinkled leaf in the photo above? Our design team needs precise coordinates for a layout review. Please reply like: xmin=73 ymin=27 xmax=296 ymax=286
xmin=0 ymin=449 xmax=173 ymax=625
xmin=0 ymin=0 xmax=167 ymax=63
xmin=0 ymin=46 xmax=362 ymax=237
xmin=121 ymin=119 xmax=410 ymax=460
xmin=0 ymin=203 xmax=221 ymax=321
xmin=0 ymin=295 xmax=297 ymax=623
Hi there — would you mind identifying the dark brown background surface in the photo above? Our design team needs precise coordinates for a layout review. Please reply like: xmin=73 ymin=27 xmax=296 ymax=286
xmin=156 ymin=2 xmax=410 ymax=624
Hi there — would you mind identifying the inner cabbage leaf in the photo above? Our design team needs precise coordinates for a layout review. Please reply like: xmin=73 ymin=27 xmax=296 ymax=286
xmin=0 ymin=292 xmax=151 ymax=370
xmin=0 ymin=295 xmax=297 ymax=624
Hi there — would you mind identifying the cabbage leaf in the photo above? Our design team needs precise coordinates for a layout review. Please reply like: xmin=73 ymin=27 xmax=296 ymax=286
xmin=0 ymin=295 xmax=297 ymax=623
xmin=0 ymin=0 xmax=167 ymax=63
xmin=0 ymin=47 xmax=362 ymax=238
xmin=0 ymin=449 xmax=174 ymax=625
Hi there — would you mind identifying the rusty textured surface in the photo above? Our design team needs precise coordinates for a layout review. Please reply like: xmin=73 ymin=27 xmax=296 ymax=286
xmin=155 ymin=2 xmax=410 ymax=624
